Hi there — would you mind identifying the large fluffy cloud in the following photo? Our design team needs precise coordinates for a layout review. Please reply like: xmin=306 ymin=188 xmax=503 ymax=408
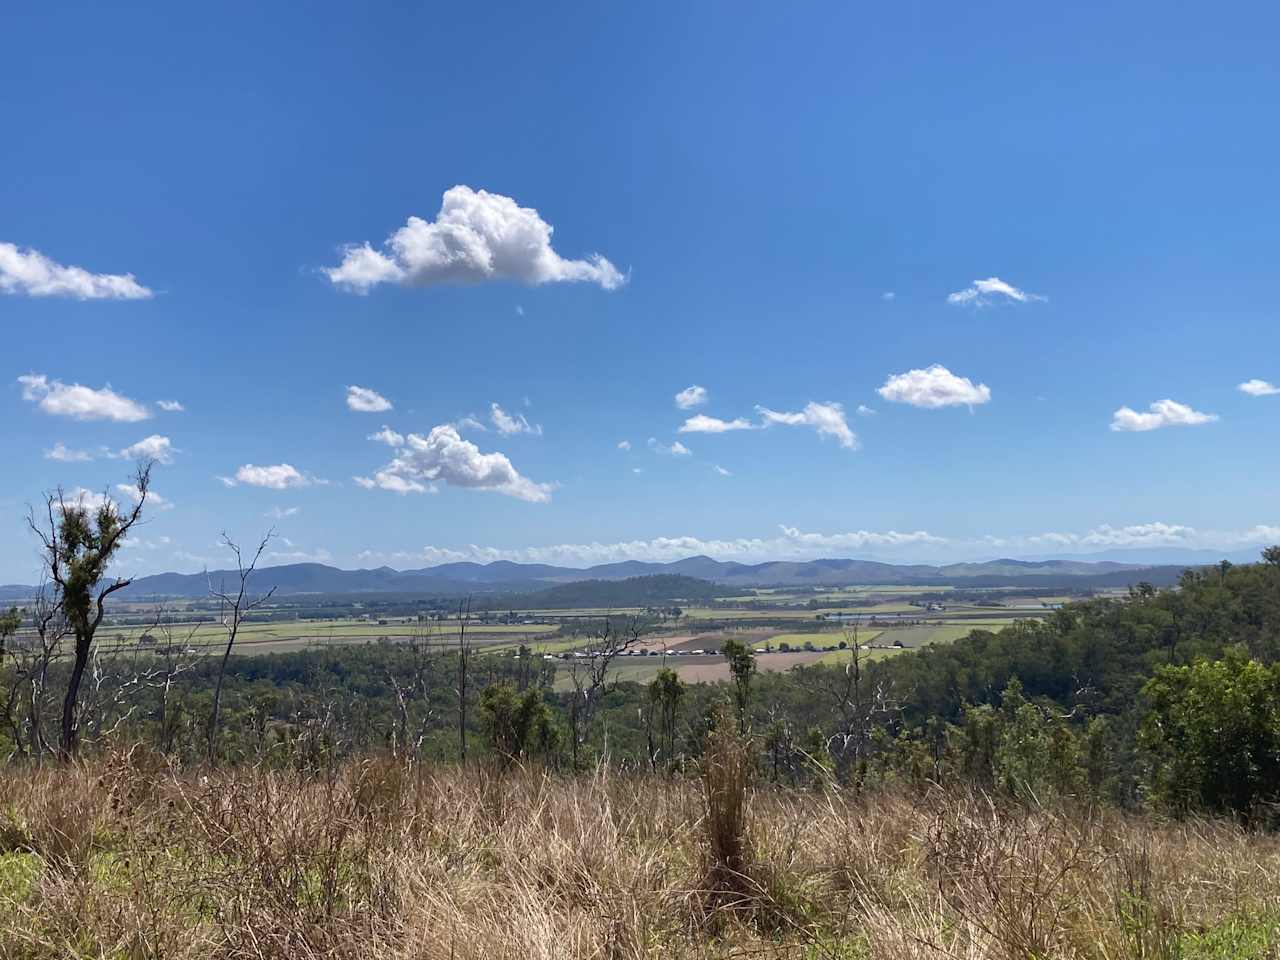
xmin=0 ymin=243 xmax=153 ymax=300
xmin=325 ymin=186 xmax=625 ymax=294
xmin=356 ymin=424 xmax=553 ymax=502
xmin=946 ymin=276 xmax=1044 ymax=306
xmin=346 ymin=385 xmax=393 ymax=412
xmin=877 ymin=365 xmax=991 ymax=409
xmin=756 ymin=401 xmax=857 ymax=448
xmin=1110 ymin=399 xmax=1218 ymax=432
xmin=18 ymin=374 xmax=151 ymax=422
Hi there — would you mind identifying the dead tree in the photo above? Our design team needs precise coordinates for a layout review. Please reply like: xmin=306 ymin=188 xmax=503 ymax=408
xmin=809 ymin=621 xmax=901 ymax=785
xmin=454 ymin=599 xmax=472 ymax=763
xmin=387 ymin=623 xmax=440 ymax=758
xmin=23 ymin=588 xmax=67 ymax=760
xmin=206 ymin=531 xmax=276 ymax=763
xmin=143 ymin=607 xmax=206 ymax=755
xmin=567 ymin=616 xmax=642 ymax=768
xmin=28 ymin=463 xmax=151 ymax=760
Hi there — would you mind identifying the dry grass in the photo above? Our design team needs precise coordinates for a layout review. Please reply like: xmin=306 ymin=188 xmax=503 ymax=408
xmin=0 ymin=750 xmax=1279 ymax=959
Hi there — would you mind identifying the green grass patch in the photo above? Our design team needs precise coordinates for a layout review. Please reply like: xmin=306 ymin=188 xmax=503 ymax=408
xmin=0 ymin=851 xmax=41 ymax=904
xmin=1180 ymin=912 xmax=1280 ymax=958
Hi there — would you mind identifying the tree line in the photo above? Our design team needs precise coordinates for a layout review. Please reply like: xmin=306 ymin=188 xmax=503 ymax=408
xmin=5 ymin=465 xmax=1280 ymax=821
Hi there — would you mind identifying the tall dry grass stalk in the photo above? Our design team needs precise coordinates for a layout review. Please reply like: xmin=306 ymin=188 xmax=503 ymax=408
xmin=0 ymin=750 xmax=1278 ymax=958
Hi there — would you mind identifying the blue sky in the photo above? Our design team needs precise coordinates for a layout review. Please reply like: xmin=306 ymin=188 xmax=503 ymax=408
xmin=3 ymin=1 xmax=1279 ymax=581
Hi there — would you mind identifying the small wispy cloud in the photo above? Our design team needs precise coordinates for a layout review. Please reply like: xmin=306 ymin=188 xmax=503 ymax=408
xmin=947 ymin=277 xmax=1044 ymax=307
xmin=648 ymin=437 xmax=691 ymax=456
xmin=674 ymin=385 xmax=708 ymax=410
xmin=1238 ymin=379 xmax=1280 ymax=397
xmin=44 ymin=442 xmax=93 ymax=462
xmin=346 ymin=384 xmax=393 ymax=412
xmin=490 ymin=402 xmax=542 ymax=436
xmin=756 ymin=401 xmax=857 ymax=448
xmin=678 ymin=414 xmax=755 ymax=434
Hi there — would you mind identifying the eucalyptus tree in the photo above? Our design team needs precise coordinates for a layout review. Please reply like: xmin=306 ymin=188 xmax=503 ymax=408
xmin=29 ymin=464 xmax=151 ymax=759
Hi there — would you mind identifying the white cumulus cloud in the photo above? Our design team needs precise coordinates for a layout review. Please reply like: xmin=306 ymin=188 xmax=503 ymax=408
xmin=1238 ymin=379 xmax=1280 ymax=397
xmin=44 ymin=442 xmax=93 ymax=462
xmin=115 ymin=434 xmax=175 ymax=464
xmin=674 ymin=385 xmax=708 ymax=409
xmin=0 ymin=243 xmax=153 ymax=300
xmin=368 ymin=425 xmax=405 ymax=447
xmin=617 ymin=440 xmax=631 ymax=451
xmin=1110 ymin=399 xmax=1218 ymax=432
xmin=379 ymin=524 xmax=947 ymax=568
xmin=156 ymin=400 xmax=185 ymax=412
xmin=220 ymin=464 xmax=313 ymax=490
xmin=947 ymin=276 xmax=1044 ymax=306
xmin=18 ymin=374 xmax=150 ymax=422
xmin=346 ymin=384 xmax=393 ymax=412
xmin=678 ymin=414 xmax=755 ymax=434
xmin=358 ymin=424 xmax=553 ymax=502
xmin=325 ymin=186 xmax=625 ymax=293
xmin=878 ymin=365 xmax=991 ymax=409
xmin=714 ymin=465 xmax=732 ymax=476
xmin=756 ymin=401 xmax=857 ymax=448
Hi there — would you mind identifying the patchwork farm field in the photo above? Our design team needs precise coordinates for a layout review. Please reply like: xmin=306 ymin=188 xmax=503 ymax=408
xmin=76 ymin=588 xmax=1049 ymax=678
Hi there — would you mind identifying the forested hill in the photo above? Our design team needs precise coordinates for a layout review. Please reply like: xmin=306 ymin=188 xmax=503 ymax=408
xmin=872 ymin=556 xmax=1280 ymax=728
xmin=0 ymin=556 xmax=1208 ymax=602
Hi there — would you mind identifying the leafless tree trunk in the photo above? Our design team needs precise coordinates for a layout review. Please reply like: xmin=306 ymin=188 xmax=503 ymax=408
xmin=810 ymin=620 xmax=901 ymax=785
xmin=387 ymin=624 xmax=439 ymax=758
xmin=454 ymin=599 xmax=472 ymax=763
xmin=206 ymin=531 xmax=275 ymax=764
xmin=567 ymin=616 xmax=642 ymax=767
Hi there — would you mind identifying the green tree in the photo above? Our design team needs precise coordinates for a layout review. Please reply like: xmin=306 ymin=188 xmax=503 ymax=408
xmin=30 ymin=466 xmax=150 ymax=759
xmin=0 ymin=607 xmax=18 ymax=661
xmin=647 ymin=667 xmax=685 ymax=764
xmin=479 ymin=682 xmax=555 ymax=765
xmin=720 ymin=638 xmax=756 ymax=734
xmin=1140 ymin=647 xmax=1280 ymax=817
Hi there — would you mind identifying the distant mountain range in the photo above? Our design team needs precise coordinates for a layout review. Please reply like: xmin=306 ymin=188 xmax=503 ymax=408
xmin=0 ymin=553 xmax=1215 ymax=602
